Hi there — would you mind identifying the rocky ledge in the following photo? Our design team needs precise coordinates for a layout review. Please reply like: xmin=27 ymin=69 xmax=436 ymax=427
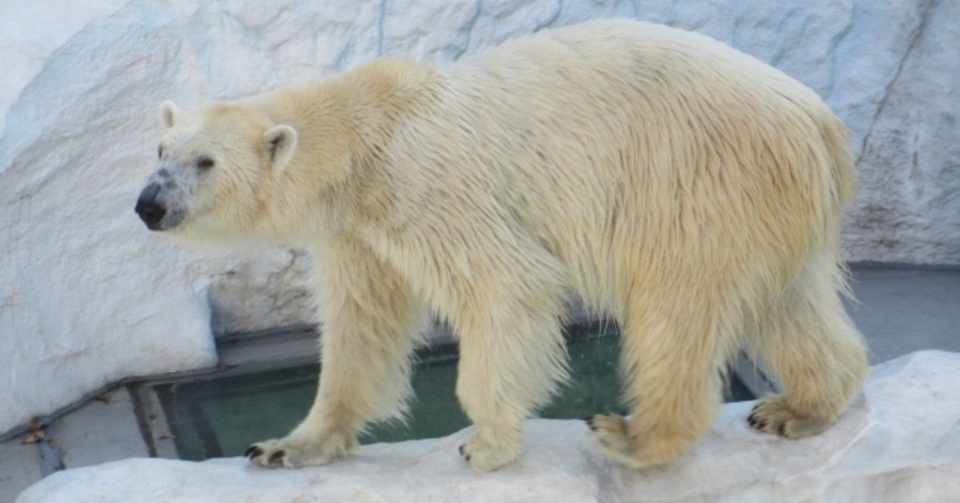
xmin=15 ymin=350 xmax=960 ymax=503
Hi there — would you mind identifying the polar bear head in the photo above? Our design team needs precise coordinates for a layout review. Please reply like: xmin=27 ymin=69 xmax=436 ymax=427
xmin=134 ymin=101 xmax=298 ymax=238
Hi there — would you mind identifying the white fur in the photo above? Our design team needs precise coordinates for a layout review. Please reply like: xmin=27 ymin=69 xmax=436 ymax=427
xmin=146 ymin=19 xmax=867 ymax=472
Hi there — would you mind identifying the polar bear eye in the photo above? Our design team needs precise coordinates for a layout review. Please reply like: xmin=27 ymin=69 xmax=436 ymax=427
xmin=197 ymin=157 xmax=215 ymax=170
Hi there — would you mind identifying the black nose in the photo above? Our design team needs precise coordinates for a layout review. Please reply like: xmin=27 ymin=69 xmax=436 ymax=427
xmin=135 ymin=183 xmax=166 ymax=230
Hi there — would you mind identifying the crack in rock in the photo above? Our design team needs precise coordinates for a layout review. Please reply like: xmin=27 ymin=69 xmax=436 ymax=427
xmin=856 ymin=0 xmax=936 ymax=165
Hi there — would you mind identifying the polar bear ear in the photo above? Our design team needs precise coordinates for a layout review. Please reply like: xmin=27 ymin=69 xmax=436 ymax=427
xmin=264 ymin=124 xmax=298 ymax=171
xmin=160 ymin=100 xmax=180 ymax=129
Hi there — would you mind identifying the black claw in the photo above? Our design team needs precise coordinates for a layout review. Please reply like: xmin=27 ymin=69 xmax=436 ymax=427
xmin=458 ymin=444 xmax=465 ymax=456
xmin=747 ymin=414 xmax=757 ymax=427
xmin=268 ymin=450 xmax=285 ymax=464
xmin=465 ymin=454 xmax=471 ymax=462
xmin=246 ymin=446 xmax=263 ymax=459
xmin=583 ymin=416 xmax=596 ymax=430
xmin=777 ymin=422 xmax=787 ymax=436
xmin=756 ymin=420 xmax=767 ymax=430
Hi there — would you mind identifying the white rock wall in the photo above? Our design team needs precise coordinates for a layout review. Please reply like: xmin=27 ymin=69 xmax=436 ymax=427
xmin=1 ymin=0 xmax=958 ymax=435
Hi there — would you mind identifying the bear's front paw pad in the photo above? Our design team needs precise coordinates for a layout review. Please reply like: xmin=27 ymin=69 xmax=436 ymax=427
xmin=459 ymin=432 xmax=521 ymax=472
xmin=245 ymin=433 xmax=354 ymax=469
xmin=748 ymin=396 xmax=832 ymax=439
xmin=245 ymin=438 xmax=303 ymax=468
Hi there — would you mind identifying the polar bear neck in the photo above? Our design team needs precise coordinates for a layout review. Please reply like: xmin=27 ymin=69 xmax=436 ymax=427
xmin=242 ymin=58 xmax=443 ymax=242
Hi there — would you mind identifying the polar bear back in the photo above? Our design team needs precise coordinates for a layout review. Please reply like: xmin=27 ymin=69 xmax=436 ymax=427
xmin=377 ymin=19 xmax=853 ymax=310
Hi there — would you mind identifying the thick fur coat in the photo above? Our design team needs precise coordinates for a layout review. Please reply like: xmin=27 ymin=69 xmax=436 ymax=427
xmin=138 ymin=19 xmax=867 ymax=471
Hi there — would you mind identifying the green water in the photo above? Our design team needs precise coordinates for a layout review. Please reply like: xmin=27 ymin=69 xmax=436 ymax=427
xmin=158 ymin=325 xmax=753 ymax=461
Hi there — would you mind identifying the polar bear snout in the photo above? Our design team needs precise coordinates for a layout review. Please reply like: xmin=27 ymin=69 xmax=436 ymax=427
xmin=135 ymin=183 xmax=166 ymax=230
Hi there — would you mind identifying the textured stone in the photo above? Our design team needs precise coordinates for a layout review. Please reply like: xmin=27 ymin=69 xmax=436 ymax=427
xmin=15 ymin=351 xmax=960 ymax=503
xmin=207 ymin=249 xmax=315 ymax=335
xmin=0 ymin=438 xmax=44 ymax=503
xmin=1 ymin=0 xmax=958 ymax=436
xmin=841 ymin=0 xmax=960 ymax=265
xmin=46 ymin=389 xmax=148 ymax=469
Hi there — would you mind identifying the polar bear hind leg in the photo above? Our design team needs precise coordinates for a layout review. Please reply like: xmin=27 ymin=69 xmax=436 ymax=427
xmin=747 ymin=253 xmax=868 ymax=438
xmin=588 ymin=283 xmax=741 ymax=469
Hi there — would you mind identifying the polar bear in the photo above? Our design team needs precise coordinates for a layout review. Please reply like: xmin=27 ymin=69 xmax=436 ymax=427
xmin=135 ymin=19 xmax=867 ymax=472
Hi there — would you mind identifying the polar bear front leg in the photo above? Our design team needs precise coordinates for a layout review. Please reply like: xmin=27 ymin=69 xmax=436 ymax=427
xmin=246 ymin=238 xmax=426 ymax=468
xmin=452 ymin=288 xmax=567 ymax=472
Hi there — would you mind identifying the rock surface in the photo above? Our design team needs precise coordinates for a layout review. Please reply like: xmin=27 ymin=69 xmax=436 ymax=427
xmin=2 ymin=0 xmax=958 ymax=435
xmin=15 ymin=351 xmax=960 ymax=503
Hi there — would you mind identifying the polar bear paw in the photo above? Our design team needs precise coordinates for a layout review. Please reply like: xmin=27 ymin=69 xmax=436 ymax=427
xmin=458 ymin=429 xmax=522 ymax=472
xmin=245 ymin=430 xmax=356 ymax=468
xmin=747 ymin=395 xmax=832 ymax=439
xmin=586 ymin=413 xmax=693 ymax=470
xmin=586 ymin=413 xmax=643 ymax=468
